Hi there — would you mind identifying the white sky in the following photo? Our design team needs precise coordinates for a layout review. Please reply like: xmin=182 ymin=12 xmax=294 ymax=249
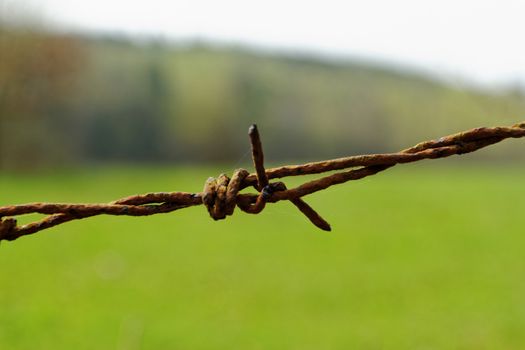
xmin=8 ymin=0 xmax=525 ymax=86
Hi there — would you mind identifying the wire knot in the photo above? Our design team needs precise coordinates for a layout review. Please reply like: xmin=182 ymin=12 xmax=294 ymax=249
xmin=202 ymin=169 xmax=249 ymax=220
xmin=201 ymin=124 xmax=331 ymax=231
xmin=202 ymin=170 xmax=291 ymax=221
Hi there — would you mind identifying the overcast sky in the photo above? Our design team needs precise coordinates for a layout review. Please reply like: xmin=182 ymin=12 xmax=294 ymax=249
xmin=9 ymin=0 xmax=525 ymax=86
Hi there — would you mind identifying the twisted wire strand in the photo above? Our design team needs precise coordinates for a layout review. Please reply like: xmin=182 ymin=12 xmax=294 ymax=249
xmin=1 ymin=121 xmax=524 ymax=242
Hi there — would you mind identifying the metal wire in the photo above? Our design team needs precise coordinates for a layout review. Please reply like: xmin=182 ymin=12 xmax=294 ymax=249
xmin=1 ymin=121 xmax=524 ymax=242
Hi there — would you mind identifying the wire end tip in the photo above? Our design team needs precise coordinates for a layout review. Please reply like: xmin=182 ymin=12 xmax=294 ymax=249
xmin=313 ymin=219 xmax=331 ymax=232
xmin=320 ymin=223 xmax=332 ymax=232
xmin=248 ymin=124 xmax=258 ymax=135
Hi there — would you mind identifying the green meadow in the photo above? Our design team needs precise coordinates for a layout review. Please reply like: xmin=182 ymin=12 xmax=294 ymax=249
xmin=1 ymin=165 xmax=524 ymax=349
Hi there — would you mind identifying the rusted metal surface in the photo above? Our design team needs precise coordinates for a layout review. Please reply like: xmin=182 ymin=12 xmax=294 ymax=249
xmin=1 ymin=121 xmax=524 ymax=242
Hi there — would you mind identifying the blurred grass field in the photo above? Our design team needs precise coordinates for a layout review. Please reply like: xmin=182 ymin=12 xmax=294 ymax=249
xmin=1 ymin=164 xmax=525 ymax=349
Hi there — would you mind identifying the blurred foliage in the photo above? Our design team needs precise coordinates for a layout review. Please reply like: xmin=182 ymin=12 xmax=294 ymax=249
xmin=0 ymin=25 xmax=84 ymax=169
xmin=1 ymin=27 xmax=525 ymax=170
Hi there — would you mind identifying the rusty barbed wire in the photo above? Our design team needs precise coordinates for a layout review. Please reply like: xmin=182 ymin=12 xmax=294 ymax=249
xmin=1 ymin=121 xmax=524 ymax=242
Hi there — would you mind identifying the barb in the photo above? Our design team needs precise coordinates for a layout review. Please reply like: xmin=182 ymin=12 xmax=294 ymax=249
xmin=1 ymin=121 xmax=524 ymax=242
xmin=247 ymin=124 xmax=331 ymax=231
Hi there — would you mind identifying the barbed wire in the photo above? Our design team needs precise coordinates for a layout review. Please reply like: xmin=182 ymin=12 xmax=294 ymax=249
xmin=1 ymin=121 xmax=524 ymax=242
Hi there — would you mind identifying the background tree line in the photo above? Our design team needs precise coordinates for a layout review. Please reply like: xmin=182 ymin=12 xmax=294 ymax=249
xmin=1 ymin=26 xmax=525 ymax=170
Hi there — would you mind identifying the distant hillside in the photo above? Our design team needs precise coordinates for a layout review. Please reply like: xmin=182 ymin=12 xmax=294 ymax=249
xmin=1 ymin=31 xmax=524 ymax=169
